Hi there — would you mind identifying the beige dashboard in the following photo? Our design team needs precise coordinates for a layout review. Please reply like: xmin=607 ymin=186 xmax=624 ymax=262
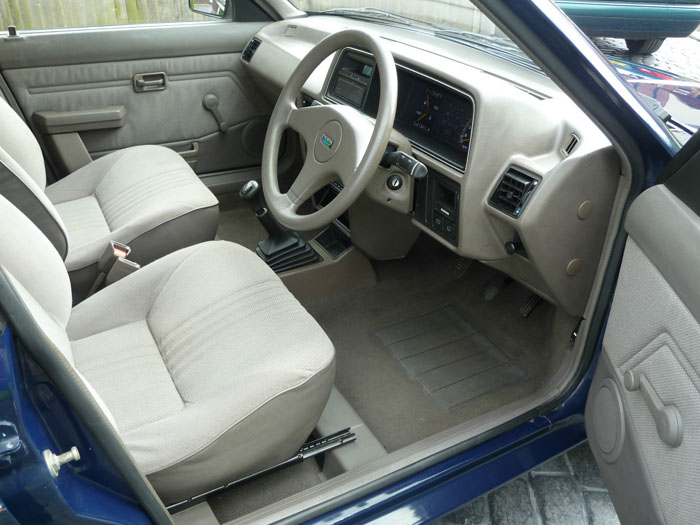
xmin=242 ymin=16 xmax=622 ymax=317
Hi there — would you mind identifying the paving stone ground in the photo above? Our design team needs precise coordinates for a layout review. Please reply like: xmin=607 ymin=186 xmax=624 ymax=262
xmin=433 ymin=442 xmax=620 ymax=525
xmin=593 ymin=36 xmax=700 ymax=81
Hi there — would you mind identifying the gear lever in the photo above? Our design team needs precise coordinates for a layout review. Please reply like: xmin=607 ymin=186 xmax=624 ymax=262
xmin=239 ymin=180 xmax=320 ymax=272
xmin=239 ymin=180 xmax=290 ymax=243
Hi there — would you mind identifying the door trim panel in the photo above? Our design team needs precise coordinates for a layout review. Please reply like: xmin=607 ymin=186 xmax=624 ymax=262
xmin=0 ymin=22 xmax=267 ymax=69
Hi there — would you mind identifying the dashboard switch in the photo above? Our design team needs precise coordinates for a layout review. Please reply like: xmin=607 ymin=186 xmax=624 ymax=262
xmin=387 ymin=174 xmax=403 ymax=190
xmin=382 ymin=151 xmax=428 ymax=179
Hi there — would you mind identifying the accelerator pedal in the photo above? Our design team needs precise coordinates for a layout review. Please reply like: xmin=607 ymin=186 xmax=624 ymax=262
xmin=166 ymin=428 xmax=356 ymax=512
xmin=484 ymin=276 xmax=513 ymax=302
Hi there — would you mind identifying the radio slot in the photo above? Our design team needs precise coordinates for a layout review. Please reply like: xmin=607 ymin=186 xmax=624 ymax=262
xmin=414 ymin=170 xmax=460 ymax=245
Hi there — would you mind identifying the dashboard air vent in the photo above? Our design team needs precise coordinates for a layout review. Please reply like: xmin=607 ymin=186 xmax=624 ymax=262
xmin=562 ymin=134 xmax=579 ymax=157
xmin=489 ymin=168 xmax=539 ymax=218
xmin=242 ymin=38 xmax=262 ymax=63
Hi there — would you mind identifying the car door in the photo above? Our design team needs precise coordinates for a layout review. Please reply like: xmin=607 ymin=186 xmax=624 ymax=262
xmin=586 ymin=131 xmax=700 ymax=524
xmin=0 ymin=1 xmax=275 ymax=192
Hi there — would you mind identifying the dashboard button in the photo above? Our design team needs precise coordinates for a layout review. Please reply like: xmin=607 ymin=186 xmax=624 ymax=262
xmin=444 ymin=220 xmax=456 ymax=239
xmin=433 ymin=214 xmax=445 ymax=231
xmin=386 ymin=174 xmax=403 ymax=191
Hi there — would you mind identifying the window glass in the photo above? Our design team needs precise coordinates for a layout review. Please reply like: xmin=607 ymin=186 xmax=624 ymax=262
xmin=291 ymin=1 xmax=500 ymax=36
xmin=0 ymin=0 xmax=209 ymax=30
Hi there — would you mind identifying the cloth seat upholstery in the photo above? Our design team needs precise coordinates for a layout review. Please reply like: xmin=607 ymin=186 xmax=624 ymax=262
xmin=0 ymin=193 xmax=336 ymax=504
xmin=0 ymin=97 xmax=219 ymax=301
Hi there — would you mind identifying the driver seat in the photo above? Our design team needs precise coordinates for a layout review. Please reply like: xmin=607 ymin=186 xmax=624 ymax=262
xmin=0 ymin=193 xmax=336 ymax=504
xmin=0 ymin=97 xmax=219 ymax=301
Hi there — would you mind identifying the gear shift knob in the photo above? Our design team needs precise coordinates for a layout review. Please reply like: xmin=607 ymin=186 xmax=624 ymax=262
xmin=239 ymin=180 xmax=260 ymax=201
xmin=239 ymin=180 xmax=265 ymax=215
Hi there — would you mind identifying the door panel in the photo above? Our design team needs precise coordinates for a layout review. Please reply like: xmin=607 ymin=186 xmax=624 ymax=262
xmin=586 ymin=182 xmax=700 ymax=524
xmin=0 ymin=22 xmax=271 ymax=183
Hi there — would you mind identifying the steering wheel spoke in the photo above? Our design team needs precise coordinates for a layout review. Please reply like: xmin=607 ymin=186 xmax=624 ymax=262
xmin=287 ymin=158 xmax=334 ymax=209
xmin=261 ymin=29 xmax=397 ymax=231
xmin=286 ymin=105 xmax=323 ymax=145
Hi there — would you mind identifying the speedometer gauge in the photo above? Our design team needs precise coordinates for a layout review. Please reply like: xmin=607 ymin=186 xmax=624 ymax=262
xmin=392 ymin=67 xmax=475 ymax=170
xmin=413 ymin=111 xmax=432 ymax=132
xmin=412 ymin=88 xmax=442 ymax=133
xmin=458 ymin=118 xmax=473 ymax=152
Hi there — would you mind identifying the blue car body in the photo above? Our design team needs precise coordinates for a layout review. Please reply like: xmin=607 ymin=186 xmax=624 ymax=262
xmin=0 ymin=0 xmax=683 ymax=523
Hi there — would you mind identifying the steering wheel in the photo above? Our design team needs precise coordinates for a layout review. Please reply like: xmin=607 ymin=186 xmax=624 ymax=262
xmin=261 ymin=29 xmax=398 ymax=231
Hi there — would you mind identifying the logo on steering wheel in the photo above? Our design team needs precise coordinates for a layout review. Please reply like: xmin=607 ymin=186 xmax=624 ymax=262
xmin=320 ymin=133 xmax=334 ymax=149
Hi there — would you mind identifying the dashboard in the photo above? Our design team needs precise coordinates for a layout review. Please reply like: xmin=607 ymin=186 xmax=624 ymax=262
xmin=242 ymin=16 xmax=624 ymax=318
xmin=327 ymin=50 xmax=475 ymax=171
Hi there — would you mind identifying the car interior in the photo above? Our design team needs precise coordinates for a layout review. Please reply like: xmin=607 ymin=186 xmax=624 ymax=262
xmin=0 ymin=1 xmax=660 ymax=523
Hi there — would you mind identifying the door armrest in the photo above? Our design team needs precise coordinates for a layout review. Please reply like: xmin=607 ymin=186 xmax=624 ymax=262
xmin=34 ymin=105 xmax=126 ymax=134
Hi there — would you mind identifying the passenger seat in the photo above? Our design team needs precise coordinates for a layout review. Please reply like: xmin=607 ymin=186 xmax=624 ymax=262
xmin=0 ymin=97 xmax=219 ymax=301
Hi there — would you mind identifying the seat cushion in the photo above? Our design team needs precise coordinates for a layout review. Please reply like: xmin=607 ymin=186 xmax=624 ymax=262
xmin=45 ymin=145 xmax=219 ymax=273
xmin=67 ymin=241 xmax=336 ymax=503
xmin=53 ymin=195 xmax=111 ymax=253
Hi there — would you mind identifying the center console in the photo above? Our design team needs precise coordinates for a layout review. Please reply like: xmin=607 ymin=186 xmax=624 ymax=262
xmin=414 ymin=170 xmax=461 ymax=245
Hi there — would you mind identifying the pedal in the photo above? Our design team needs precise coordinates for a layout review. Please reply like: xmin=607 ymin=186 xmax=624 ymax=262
xmin=452 ymin=257 xmax=473 ymax=279
xmin=520 ymin=294 xmax=542 ymax=318
xmin=484 ymin=276 xmax=512 ymax=302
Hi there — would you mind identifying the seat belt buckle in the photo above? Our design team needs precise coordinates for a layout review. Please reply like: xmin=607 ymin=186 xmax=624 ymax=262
xmin=105 ymin=257 xmax=140 ymax=286
xmin=87 ymin=241 xmax=139 ymax=297
xmin=97 ymin=241 xmax=132 ymax=273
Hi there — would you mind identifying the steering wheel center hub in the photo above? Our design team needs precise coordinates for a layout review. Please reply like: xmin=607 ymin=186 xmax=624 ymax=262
xmin=314 ymin=120 xmax=343 ymax=163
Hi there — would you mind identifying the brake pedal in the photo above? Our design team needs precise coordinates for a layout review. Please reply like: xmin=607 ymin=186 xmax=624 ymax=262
xmin=452 ymin=257 xmax=473 ymax=279
xmin=520 ymin=294 xmax=542 ymax=318
xmin=484 ymin=276 xmax=512 ymax=302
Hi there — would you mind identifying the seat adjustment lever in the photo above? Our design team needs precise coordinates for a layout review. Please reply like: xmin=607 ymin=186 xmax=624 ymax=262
xmin=624 ymin=370 xmax=683 ymax=447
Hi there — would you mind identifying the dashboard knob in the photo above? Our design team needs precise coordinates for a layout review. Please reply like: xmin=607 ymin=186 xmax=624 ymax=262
xmin=505 ymin=241 xmax=522 ymax=255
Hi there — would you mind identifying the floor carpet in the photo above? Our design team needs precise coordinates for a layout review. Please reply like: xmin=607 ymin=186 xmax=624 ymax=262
xmin=207 ymin=192 xmax=578 ymax=519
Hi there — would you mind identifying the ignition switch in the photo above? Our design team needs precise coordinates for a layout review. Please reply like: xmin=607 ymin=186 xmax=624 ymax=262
xmin=387 ymin=174 xmax=403 ymax=190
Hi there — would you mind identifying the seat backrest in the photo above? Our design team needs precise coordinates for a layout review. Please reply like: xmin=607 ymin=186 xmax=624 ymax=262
xmin=0 ymin=192 xmax=72 ymax=361
xmin=0 ymin=97 xmax=68 ymax=259
xmin=0 ymin=97 xmax=46 ymax=190
xmin=0 ymin=192 xmax=117 ymax=427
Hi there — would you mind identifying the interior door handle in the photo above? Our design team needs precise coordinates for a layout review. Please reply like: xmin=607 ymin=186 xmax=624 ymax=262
xmin=624 ymin=370 xmax=683 ymax=448
xmin=133 ymin=72 xmax=167 ymax=93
